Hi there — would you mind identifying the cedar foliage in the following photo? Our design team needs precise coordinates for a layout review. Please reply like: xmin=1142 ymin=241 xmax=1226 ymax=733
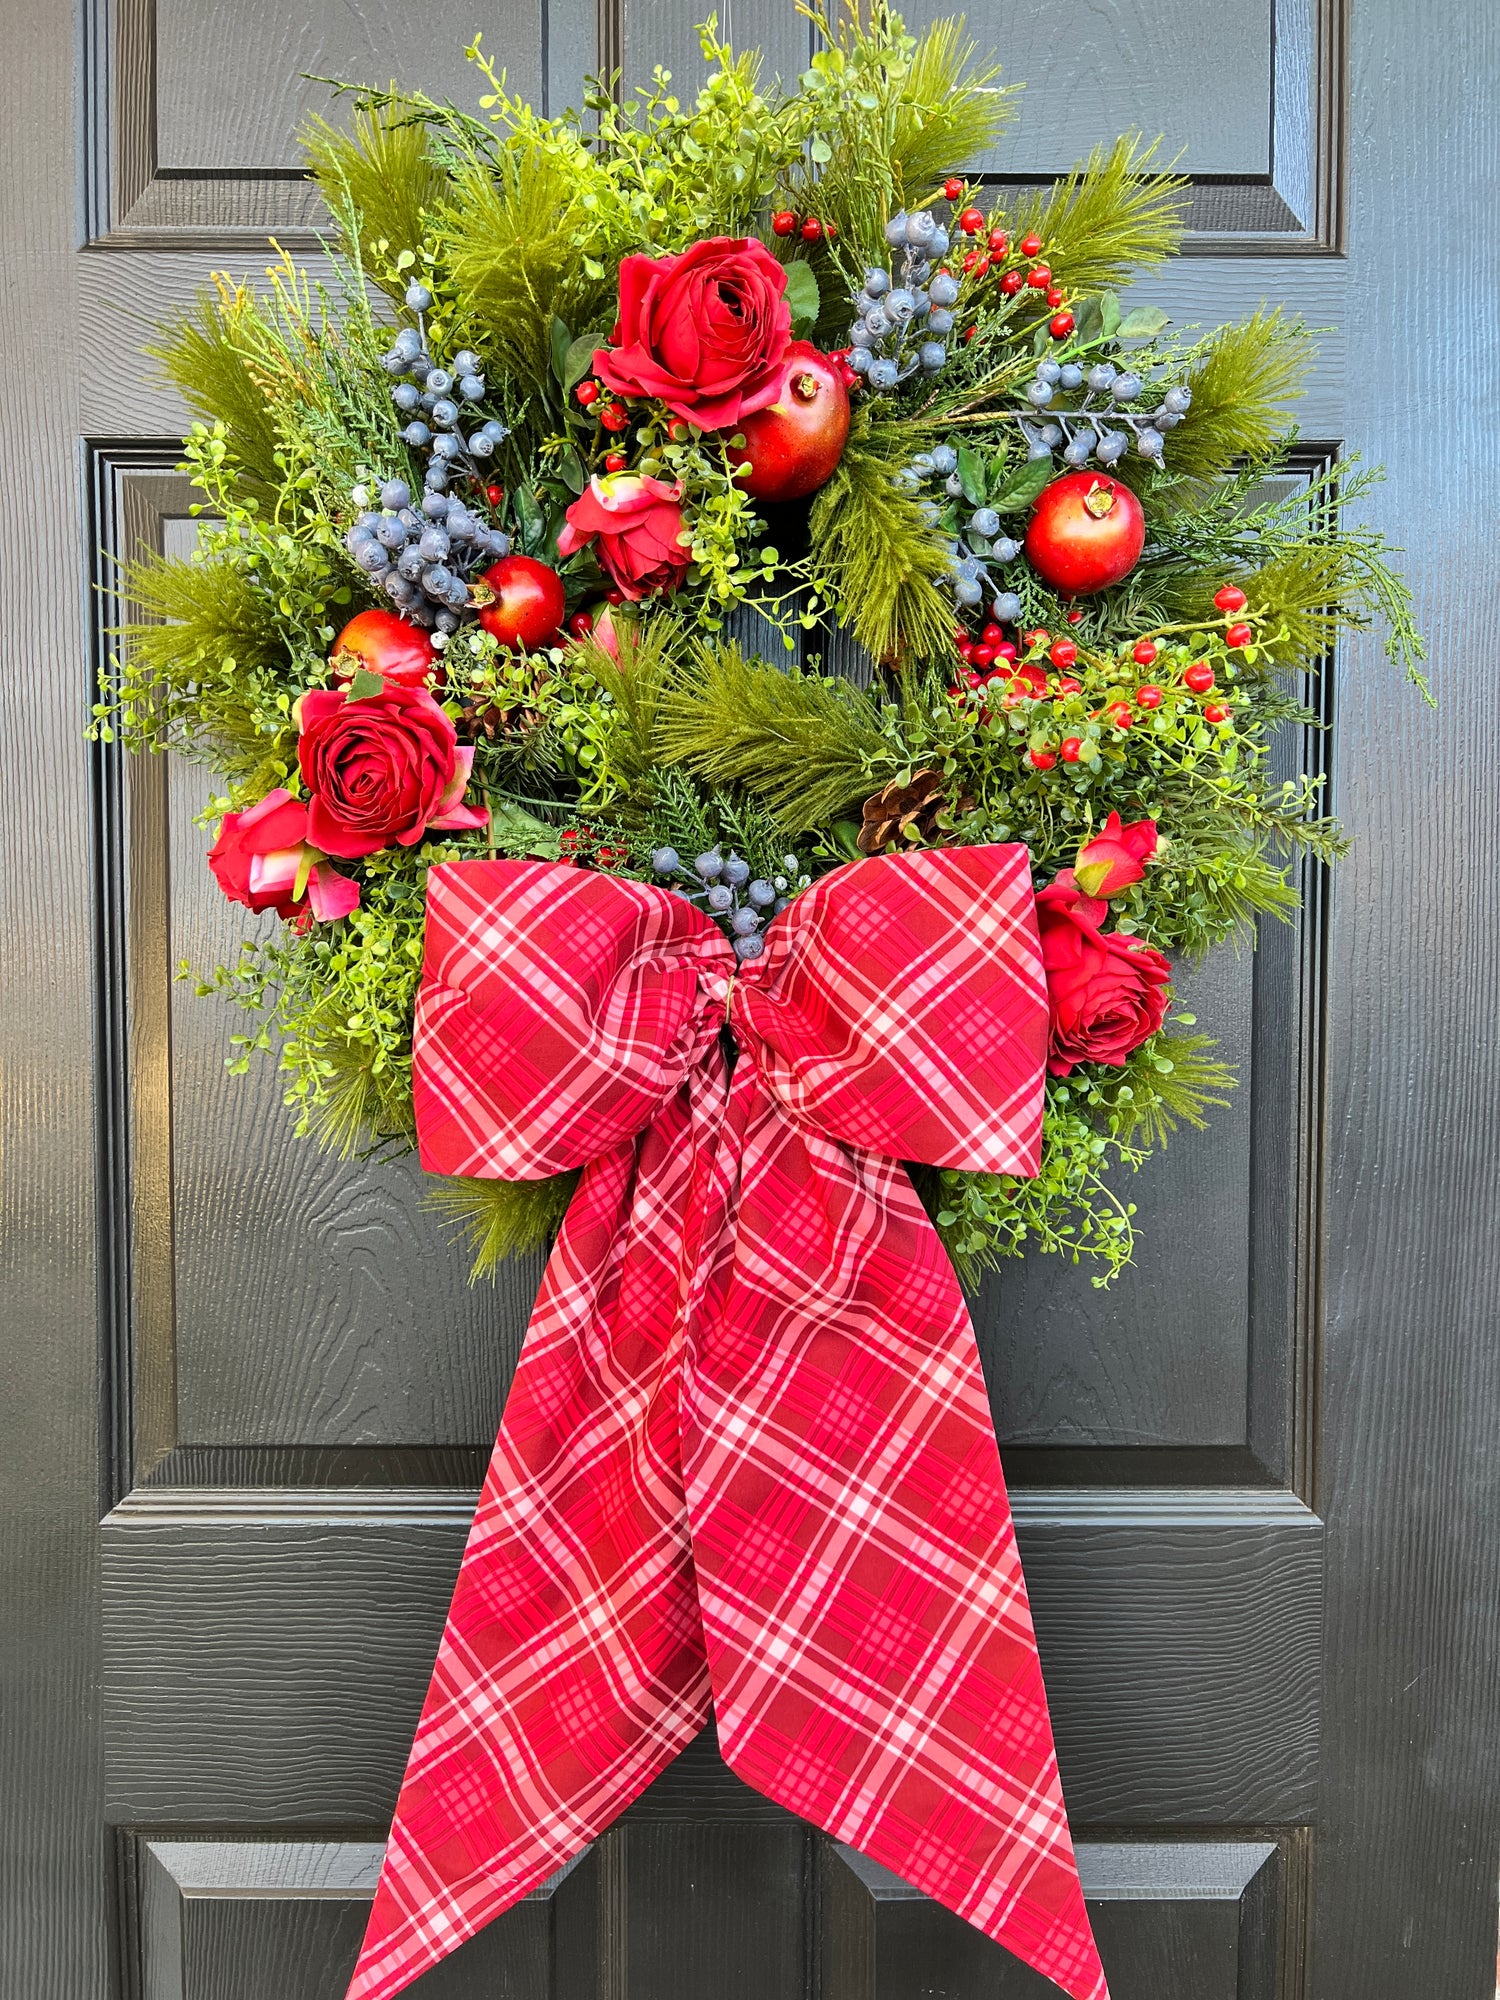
xmin=808 ymin=424 xmax=958 ymax=665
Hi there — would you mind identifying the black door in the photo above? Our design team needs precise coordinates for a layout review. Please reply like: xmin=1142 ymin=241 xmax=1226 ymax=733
xmin=4 ymin=0 xmax=1497 ymax=1994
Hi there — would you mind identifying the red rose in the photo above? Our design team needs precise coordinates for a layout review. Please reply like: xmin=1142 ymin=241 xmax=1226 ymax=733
xmin=556 ymin=474 xmax=693 ymax=602
xmin=207 ymin=788 xmax=360 ymax=923
xmin=593 ymin=237 xmax=793 ymax=431
xmin=1034 ymin=873 xmax=1171 ymax=1075
xmin=1073 ymin=811 xmax=1158 ymax=898
xmin=297 ymin=682 xmax=488 ymax=860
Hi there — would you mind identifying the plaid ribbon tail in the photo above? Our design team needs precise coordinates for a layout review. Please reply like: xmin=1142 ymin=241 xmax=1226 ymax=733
xmin=681 ymin=1081 xmax=1109 ymax=2000
xmin=346 ymin=1085 xmax=721 ymax=2000
xmin=344 ymin=850 xmax=1109 ymax=2000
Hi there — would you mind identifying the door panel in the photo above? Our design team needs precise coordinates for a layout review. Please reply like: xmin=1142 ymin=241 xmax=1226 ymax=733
xmin=5 ymin=0 xmax=1499 ymax=1995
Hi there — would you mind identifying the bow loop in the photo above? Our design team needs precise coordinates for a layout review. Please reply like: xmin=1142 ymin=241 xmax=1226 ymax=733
xmin=415 ymin=859 xmax=733 ymax=1179
xmin=731 ymin=844 xmax=1048 ymax=1172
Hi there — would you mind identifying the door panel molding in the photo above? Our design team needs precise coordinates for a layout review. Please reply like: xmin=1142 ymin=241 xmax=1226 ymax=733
xmin=89 ymin=437 xmax=1338 ymax=1500
xmin=621 ymin=0 xmax=1346 ymax=256
xmin=82 ymin=0 xmax=604 ymax=251
xmin=119 ymin=1830 xmax=1304 ymax=2000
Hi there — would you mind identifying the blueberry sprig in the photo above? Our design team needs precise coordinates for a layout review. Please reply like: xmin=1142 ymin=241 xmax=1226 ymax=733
xmin=1010 ymin=357 xmax=1191 ymax=471
xmin=649 ymin=845 xmax=809 ymax=962
xmin=845 ymin=210 xmax=958 ymax=393
xmin=345 ymin=475 xmax=511 ymax=632
xmin=894 ymin=444 xmax=1025 ymax=620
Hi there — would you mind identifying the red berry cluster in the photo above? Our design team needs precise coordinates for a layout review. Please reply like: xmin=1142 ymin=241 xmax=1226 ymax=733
xmin=947 ymin=213 xmax=1073 ymax=335
xmin=575 ymin=378 xmax=630 ymax=431
xmin=952 ymin=604 xmax=1256 ymax=765
xmin=558 ymin=828 xmax=628 ymax=870
xmin=771 ymin=209 xmax=837 ymax=244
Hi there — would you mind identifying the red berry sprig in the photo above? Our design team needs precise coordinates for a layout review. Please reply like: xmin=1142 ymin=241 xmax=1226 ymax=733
xmin=942 ymin=177 xmax=965 ymax=201
xmin=770 ymin=210 xmax=835 ymax=243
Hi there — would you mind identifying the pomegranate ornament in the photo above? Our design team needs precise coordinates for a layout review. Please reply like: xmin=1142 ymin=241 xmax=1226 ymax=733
xmin=476 ymin=555 xmax=566 ymax=651
xmin=330 ymin=608 xmax=441 ymax=688
xmin=727 ymin=341 xmax=851 ymax=503
xmin=1024 ymin=473 xmax=1146 ymax=597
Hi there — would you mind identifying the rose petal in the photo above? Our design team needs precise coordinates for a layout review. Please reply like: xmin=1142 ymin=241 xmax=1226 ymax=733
xmin=248 ymin=845 xmax=305 ymax=897
xmin=306 ymin=863 xmax=360 ymax=922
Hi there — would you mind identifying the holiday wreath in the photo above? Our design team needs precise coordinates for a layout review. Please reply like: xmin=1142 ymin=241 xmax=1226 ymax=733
xmin=102 ymin=5 xmax=1422 ymax=1287
xmin=98 ymin=12 xmax=1428 ymax=1996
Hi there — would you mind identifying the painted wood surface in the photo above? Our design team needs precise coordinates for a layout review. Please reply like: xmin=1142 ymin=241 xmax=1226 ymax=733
xmin=2 ymin=0 xmax=1498 ymax=1993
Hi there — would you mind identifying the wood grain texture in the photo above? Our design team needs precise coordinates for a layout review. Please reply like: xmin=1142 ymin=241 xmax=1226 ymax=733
xmin=975 ymin=952 xmax=1253 ymax=1450
xmin=902 ymin=0 xmax=1274 ymax=177
xmin=1312 ymin=0 xmax=1500 ymax=1987
xmin=0 ymin=0 xmax=110 ymax=1992
xmin=100 ymin=1490 xmax=1322 ymax=1824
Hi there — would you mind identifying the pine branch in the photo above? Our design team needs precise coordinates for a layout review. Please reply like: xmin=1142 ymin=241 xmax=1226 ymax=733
xmin=427 ymin=1172 xmax=579 ymax=1279
xmin=1003 ymin=137 xmax=1187 ymax=294
xmin=657 ymin=642 xmax=888 ymax=829
xmin=571 ymin=612 xmax=685 ymax=801
xmin=1111 ymin=1034 xmax=1235 ymax=1148
xmin=808 ymin=421 xmax=957 ymax=666
xmin=114 ymin=552 xmax=295 ymax=783
xmin=303 ymin=97 xmax=451 ymax=304
xmin=1167 ymin=310 xmax=1312 ymax=483
xmin=149 ymin=285 xmax=283 ymax=502
xmin=438 ymin=150 xmax=617 ymax=424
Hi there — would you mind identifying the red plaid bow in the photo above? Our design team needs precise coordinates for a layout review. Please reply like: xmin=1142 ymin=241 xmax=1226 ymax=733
xmin=348 ymin=846 xmax=1108 ymax=2000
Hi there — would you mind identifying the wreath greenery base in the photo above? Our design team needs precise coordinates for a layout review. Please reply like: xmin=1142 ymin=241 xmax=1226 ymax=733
xmin=99 ymin=5 xmax=1425 ymax=1287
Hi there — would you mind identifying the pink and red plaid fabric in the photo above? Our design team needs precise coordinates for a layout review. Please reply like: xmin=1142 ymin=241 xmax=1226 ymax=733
xmin=347 ymin=846 xmax=1108 ymax=2000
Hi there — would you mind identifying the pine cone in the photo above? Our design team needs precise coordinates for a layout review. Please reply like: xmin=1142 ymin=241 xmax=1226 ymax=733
xmin=857 ymin=770 xmax=948 ymax=854
xmin=458 ymin=697 xmax=547 ymax=747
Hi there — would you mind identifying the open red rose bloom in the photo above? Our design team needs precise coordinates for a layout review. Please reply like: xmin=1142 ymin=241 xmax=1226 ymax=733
xmin=297 ymin=681 xmax=487 ymax=859
xmin=1034 ymin=874 xmax=1171 ymax=1074
xmin=592 ymin=235 xmax=793 ymax=430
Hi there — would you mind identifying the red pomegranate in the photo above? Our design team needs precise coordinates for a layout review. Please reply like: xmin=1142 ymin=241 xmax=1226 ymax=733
xmin=476 ymin=556 xmax=566 ymax=651
xmin=1024 ymin=473 xmax=1146 ymax=596
xmin=329 ymin=609 xmax=440 ymax=688
xmin=726 ymin=341 xmax=851 ymax=503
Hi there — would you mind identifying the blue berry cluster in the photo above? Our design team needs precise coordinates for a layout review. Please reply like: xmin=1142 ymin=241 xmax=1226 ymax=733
xmin=1012 ymin=358 xmax=1191 ymax=471
xmin=649 ymin=846 xmax=809 ymax=962
xmin=844 ymin=210 xmax=957 ymax=393
xmin=346 ymin=285 xmax=520 ymax=628
xmin=897 ymin=445 xmax=1024 ymax=621
xmin=345 ymin=476 xmax=511 ymax=632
